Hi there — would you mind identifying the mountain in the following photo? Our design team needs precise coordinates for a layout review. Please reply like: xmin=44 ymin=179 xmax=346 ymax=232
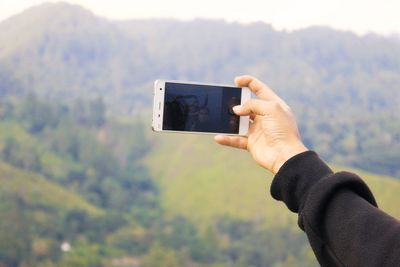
xmin=1 ymin=3 xmax=399 ymax=109
xmin=0 ymin=5 xmax=399 ymax=264
xmin=0 ymin=3 xmax=399 ymax=175
xmin=0 ymin=3 xmax=149 ymax=109
xmin=0 ymin=159 xmax=104 ymax=265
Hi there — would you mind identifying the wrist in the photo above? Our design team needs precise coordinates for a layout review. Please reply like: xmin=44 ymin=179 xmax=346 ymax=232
xmin=272 ymin=143 xmax=308 ymax=174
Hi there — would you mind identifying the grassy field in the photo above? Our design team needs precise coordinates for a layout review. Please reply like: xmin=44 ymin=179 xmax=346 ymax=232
xmin=145 ymin=133 xmax=400 ymax=230
xmin=0 ymin=160 xmax=102 ymax=216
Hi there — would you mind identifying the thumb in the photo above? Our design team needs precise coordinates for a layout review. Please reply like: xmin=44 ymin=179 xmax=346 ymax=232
xmin=233 ymin=99 xmax=271 ymax=116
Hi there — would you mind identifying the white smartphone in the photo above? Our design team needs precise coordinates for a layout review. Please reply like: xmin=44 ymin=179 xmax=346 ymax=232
xmin=152 ymin=80 xmax=251 ymax=136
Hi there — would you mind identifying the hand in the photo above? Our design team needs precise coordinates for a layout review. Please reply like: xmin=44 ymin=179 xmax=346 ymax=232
xmin=214 ymin=75 xmax=308 ymax=174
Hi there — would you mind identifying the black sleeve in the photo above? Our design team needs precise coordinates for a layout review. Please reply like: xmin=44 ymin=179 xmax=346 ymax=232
xmin=270 ymin=151 xmax=400 ymax=267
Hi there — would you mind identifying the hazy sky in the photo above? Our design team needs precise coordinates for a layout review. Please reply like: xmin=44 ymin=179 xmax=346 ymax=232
xmin=0 ymin=0 xmax=399 ymax=35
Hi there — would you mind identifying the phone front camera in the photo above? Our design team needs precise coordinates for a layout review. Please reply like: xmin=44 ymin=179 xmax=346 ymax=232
xmin=160 ymin=88 xmax=162 ymax=91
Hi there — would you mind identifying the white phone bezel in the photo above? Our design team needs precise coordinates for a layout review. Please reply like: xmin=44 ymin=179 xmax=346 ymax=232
xmin=152 ymin=80 xmax=251 ymax=136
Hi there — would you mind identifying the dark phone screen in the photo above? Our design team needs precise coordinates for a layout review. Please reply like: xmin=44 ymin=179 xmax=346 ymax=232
xmin=162 ymin=82 xmax=242 ymax=133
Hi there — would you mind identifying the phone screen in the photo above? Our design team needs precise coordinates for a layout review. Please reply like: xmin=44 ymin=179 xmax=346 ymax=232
xmin=163 ymin=82 xmax=242 ymax=133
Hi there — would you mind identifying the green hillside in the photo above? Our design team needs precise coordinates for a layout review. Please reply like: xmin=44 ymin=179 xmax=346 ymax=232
xmin=1 ymin=3 xmax=400 ymax=177
xmin=0 ymin=160 xmax=102 ymax=215
xmin=145 ymin=133 xmax=400 ymax=229
xmin=0 ymin=3 xmax=399 ymax=265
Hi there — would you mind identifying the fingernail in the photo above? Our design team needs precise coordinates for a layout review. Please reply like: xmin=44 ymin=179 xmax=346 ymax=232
xmin=214 ymin=135 xmax=224 ymax=142
xmin=232 ymin=105 xmax=241 ymax=113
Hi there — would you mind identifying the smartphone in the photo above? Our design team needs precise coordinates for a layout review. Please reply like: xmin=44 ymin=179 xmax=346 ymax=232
xmin=152 ymin=80 xmax=251 ymax=136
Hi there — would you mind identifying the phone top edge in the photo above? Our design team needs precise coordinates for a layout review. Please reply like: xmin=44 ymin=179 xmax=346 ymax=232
xmin=155 ymin=79 xmax=241 ymax=89
xmin=154 ymin=80 xmax=165 ymax=87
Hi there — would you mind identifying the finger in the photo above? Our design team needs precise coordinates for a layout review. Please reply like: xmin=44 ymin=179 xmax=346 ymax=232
xmin=214 ymin=135 xmax=248 ymax=150
xmin=235 ymin=75 xmax=281 ymax=102
xmin=233 ymin=99 xmax=275 ymax=116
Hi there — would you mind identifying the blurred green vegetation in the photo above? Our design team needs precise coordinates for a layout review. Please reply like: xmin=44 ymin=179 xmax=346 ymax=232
xmin=0 ymin=3 xmax=399 ymax=177
xmin=0 ymin=2 xmax=399 ymax=266
xmin=1 ymin=89 xmax=399 ymax=267
xmin=0 ymin=96 xmax=321 ymax=266
xmin=144 ymin=133 xmax=400 ymax=227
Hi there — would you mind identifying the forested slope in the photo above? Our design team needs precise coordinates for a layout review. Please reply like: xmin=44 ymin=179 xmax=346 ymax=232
xmin=145 ymin=133 xmax=400 ymax=229
xmin=0 ymin=160 xmax=101 ymax=214
xmin=1 ymin=3 xmax=399 ymax=177
xmin=0 ymin=2 xmax=399 ymax=266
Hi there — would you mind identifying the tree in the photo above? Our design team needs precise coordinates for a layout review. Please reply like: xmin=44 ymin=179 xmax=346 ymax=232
xmin=1 ymin=137 xmax=17 ymax=162
xmin=0 ymin=194 xmax=33 ymax=266
xmin=160 ymin=216 xmax=197 ymax=250
xmin=141 ymin=243 xmax=179 ymax=267
xmin=88 ymin=97 xmax=106 ymax=127
xmin=21 ymin=93 xmax=56 ymax=133
xmin=63 ymin=209 xmax=89 ymax=240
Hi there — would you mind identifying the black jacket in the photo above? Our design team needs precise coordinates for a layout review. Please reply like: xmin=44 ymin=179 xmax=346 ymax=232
xmin=271 ymin=151 xmax=400 ymax=266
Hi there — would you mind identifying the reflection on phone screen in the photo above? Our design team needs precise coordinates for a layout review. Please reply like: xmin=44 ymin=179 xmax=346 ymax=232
xmin=163 ymin=82 xmax=241 ymax=134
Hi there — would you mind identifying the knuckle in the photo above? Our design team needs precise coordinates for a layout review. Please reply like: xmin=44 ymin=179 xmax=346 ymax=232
xmin=244 ymin=99 xmax=255 ymax=108
xmin=270 ymin=101 xmax=281 ymax=110
xmin=284 ymin=104 xmax=292 ymax=113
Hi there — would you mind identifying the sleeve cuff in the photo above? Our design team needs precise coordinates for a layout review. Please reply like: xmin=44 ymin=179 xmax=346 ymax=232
xmin=270 ymin=151 xmax=333 ymax=212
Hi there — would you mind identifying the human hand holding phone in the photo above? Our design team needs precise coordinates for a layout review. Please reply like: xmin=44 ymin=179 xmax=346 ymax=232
xmin=214 ymin=75 xmax=308 ymax=174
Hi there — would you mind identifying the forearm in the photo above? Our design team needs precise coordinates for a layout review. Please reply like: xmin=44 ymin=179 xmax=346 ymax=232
xmin=271 ymin=151 xmax=400 ymax=266
xmin=320 ymin=188 xmax=400 ymax=266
